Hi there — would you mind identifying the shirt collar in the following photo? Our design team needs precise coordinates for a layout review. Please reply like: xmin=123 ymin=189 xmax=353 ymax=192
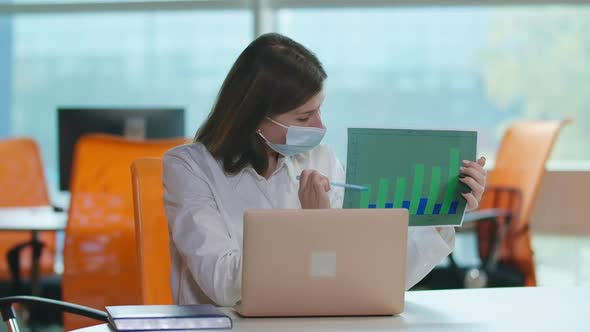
xmin=291 ymin=150 xmax=310 ymax=161
xmin=227 ymin=155 xmax=295 ymax=189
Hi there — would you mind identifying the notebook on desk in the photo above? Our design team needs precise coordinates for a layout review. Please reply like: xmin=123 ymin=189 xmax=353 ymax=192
xmin=105 ymin=304 xmax=232 ymax=331
xmin=235 ymin=209 xmax=409 ymax=317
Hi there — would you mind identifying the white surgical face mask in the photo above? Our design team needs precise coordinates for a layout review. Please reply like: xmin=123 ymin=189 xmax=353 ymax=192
xmin=258 ymin=117 xmax=326 ymax=156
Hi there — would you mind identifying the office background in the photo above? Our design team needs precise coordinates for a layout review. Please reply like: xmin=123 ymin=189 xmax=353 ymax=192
xmin=0 ymin=0 xmax=589 ymax=286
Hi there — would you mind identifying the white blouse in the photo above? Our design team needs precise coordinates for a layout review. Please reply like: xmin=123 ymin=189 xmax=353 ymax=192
xmin=163 ymin=142 xmax=455 ymax=306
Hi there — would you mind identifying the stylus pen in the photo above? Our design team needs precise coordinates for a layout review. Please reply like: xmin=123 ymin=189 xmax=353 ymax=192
xmin=295 ymin=176 xmax=369 ymax=191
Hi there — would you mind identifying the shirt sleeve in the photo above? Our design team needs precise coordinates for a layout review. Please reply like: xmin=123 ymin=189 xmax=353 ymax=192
xmin=404 ymin=226 xmax=455 ymax=290
xmin=329 ymin=156 xmax=346 ymax=209
xmin=315 ymin=144 xmax=346 ymax=209
xmin=163 ymin=152 xmax=242 ymax=306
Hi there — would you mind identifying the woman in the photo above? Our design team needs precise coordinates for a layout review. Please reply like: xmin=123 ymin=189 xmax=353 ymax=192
xmin=163 ymin=33 xmax=486 ymax=306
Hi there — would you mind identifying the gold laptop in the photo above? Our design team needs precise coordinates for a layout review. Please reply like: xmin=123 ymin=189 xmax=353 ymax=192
xmin=236 ymin=209 xmax=409 ymax=317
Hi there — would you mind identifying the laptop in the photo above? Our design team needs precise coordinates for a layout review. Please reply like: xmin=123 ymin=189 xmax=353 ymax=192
xmin=235 ymin=209 xmax=409 ymax=317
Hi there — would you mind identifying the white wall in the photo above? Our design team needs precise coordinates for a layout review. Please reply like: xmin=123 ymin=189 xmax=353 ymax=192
xmin=532 ymin=171 xmax=590 ymax=235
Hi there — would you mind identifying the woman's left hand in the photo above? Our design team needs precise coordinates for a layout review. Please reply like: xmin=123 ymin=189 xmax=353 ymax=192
xmin=459 ymin=157 xmax=487 ymax=211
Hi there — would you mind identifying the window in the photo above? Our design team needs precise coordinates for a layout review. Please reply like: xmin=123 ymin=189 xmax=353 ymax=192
xmin=10 ymin=10 xmax=251 ymax=195
xmin=3 ymin=2 xmax=590 ymax=200
xmin=278 ymin=6 xmax=590 ymax=165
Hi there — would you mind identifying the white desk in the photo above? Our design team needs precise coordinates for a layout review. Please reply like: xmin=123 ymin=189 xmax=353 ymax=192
xmin=72 ymin=287 xmax=590 ymax=332
xmin=0 ymin=206 xmax=68 ymax=231
xmin=0 ymin=206 xmax=67 ymax=297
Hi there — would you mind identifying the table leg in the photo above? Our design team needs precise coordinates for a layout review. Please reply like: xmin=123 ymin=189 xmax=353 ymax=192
xmin=31 ymin=230 xmax=42 ymax=298
xmin=30 ymin=230 xmax=42 ymax=332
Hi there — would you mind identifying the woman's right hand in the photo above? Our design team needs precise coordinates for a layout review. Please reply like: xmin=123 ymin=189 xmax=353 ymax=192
xmin=298 ymin=169 xmax=331 ymax=209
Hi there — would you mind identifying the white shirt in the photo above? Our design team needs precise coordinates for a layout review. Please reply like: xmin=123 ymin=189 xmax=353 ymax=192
xmin=163 ymin=142 xmax=455 ymax=306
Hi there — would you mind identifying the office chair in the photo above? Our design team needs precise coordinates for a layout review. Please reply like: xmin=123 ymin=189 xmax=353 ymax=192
xmin=131 ymin=158 xmax=173 ymax=305
xmin=0 ymin=138 xmax=61 ymax=309
xmin=131 ymin=158 xmax=213 ymax=305
xmin=62 ymin=135 xmax=186 ymax=330
xmin=417 ymin=119 xmax=570 ymax=289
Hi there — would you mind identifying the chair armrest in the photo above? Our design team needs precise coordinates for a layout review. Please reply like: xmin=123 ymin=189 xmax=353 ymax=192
xmin=6 ymin=241 xmax=46 ymax=294
xmin=463 ymin=208 xmax=512 ymax=224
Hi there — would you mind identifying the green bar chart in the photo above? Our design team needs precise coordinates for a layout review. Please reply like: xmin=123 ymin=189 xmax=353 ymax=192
xmin=343 ymin=128 xmax=477 ymax=226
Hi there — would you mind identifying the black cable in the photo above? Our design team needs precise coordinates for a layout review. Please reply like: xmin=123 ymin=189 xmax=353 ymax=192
xmin=0 ymin=296 xmax=108 ymax=323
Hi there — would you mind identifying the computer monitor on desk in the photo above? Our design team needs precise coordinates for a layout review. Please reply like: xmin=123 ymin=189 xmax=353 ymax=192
xmin=58 ymin=107 xmax=185 ymax=191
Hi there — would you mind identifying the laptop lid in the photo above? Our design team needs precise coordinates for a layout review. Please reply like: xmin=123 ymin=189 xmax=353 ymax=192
xmin=238 ymin=209 xmax=409 ymax=317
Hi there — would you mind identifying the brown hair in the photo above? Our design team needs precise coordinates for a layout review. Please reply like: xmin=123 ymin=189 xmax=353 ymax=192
xmin=195 ymin=33 xmax=327 ymax=175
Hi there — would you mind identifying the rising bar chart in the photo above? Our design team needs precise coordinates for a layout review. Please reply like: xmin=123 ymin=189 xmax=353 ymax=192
xmin=358 ymin=149 xmax=460 ymax=214
xmin=344 ymin=128 xmax=477 ymax=226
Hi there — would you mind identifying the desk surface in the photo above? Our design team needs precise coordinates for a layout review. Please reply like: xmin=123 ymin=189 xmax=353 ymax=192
xmin=73 ymin=286 xmax=590 ymax=332
xmin=0 ymin=206 xmax=67 ymax=231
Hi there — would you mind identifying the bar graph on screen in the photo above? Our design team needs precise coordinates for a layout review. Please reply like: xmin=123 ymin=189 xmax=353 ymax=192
xmin=344 ymin=128 xmax=477 ymax=226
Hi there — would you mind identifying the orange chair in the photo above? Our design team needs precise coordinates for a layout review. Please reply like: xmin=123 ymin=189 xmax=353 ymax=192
xmin=476 ymin=119 xmax=571 ymax=286
xmin=62 ymin=134 xmax=185 ymax=330
xmin=0 ymin=138 xmax=56 ymax=289
xmin=130 ymin=158 xmax=173 ymax=305
xmin=419 ymin=119 xmax=570 ymax=289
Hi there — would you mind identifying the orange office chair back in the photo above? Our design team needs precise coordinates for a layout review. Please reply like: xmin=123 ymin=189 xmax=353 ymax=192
xmin=131 ymin=158 xmax=172 ymax=305
xmin=478 ymin=120 xmax=570 ymax=286
xmin=62 ymin=134 xmax=185 ymax=330
xmin=0 ymin=138 xmax=55 ymax=280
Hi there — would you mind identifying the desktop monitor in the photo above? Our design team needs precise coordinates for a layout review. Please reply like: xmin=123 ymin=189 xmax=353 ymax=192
xmin=58 ymin=107 xmax=185 ymax=191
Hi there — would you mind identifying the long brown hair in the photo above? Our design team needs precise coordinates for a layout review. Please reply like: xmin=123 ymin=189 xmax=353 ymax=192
xmin=195 ymin=33 xmax=327 ymax=175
